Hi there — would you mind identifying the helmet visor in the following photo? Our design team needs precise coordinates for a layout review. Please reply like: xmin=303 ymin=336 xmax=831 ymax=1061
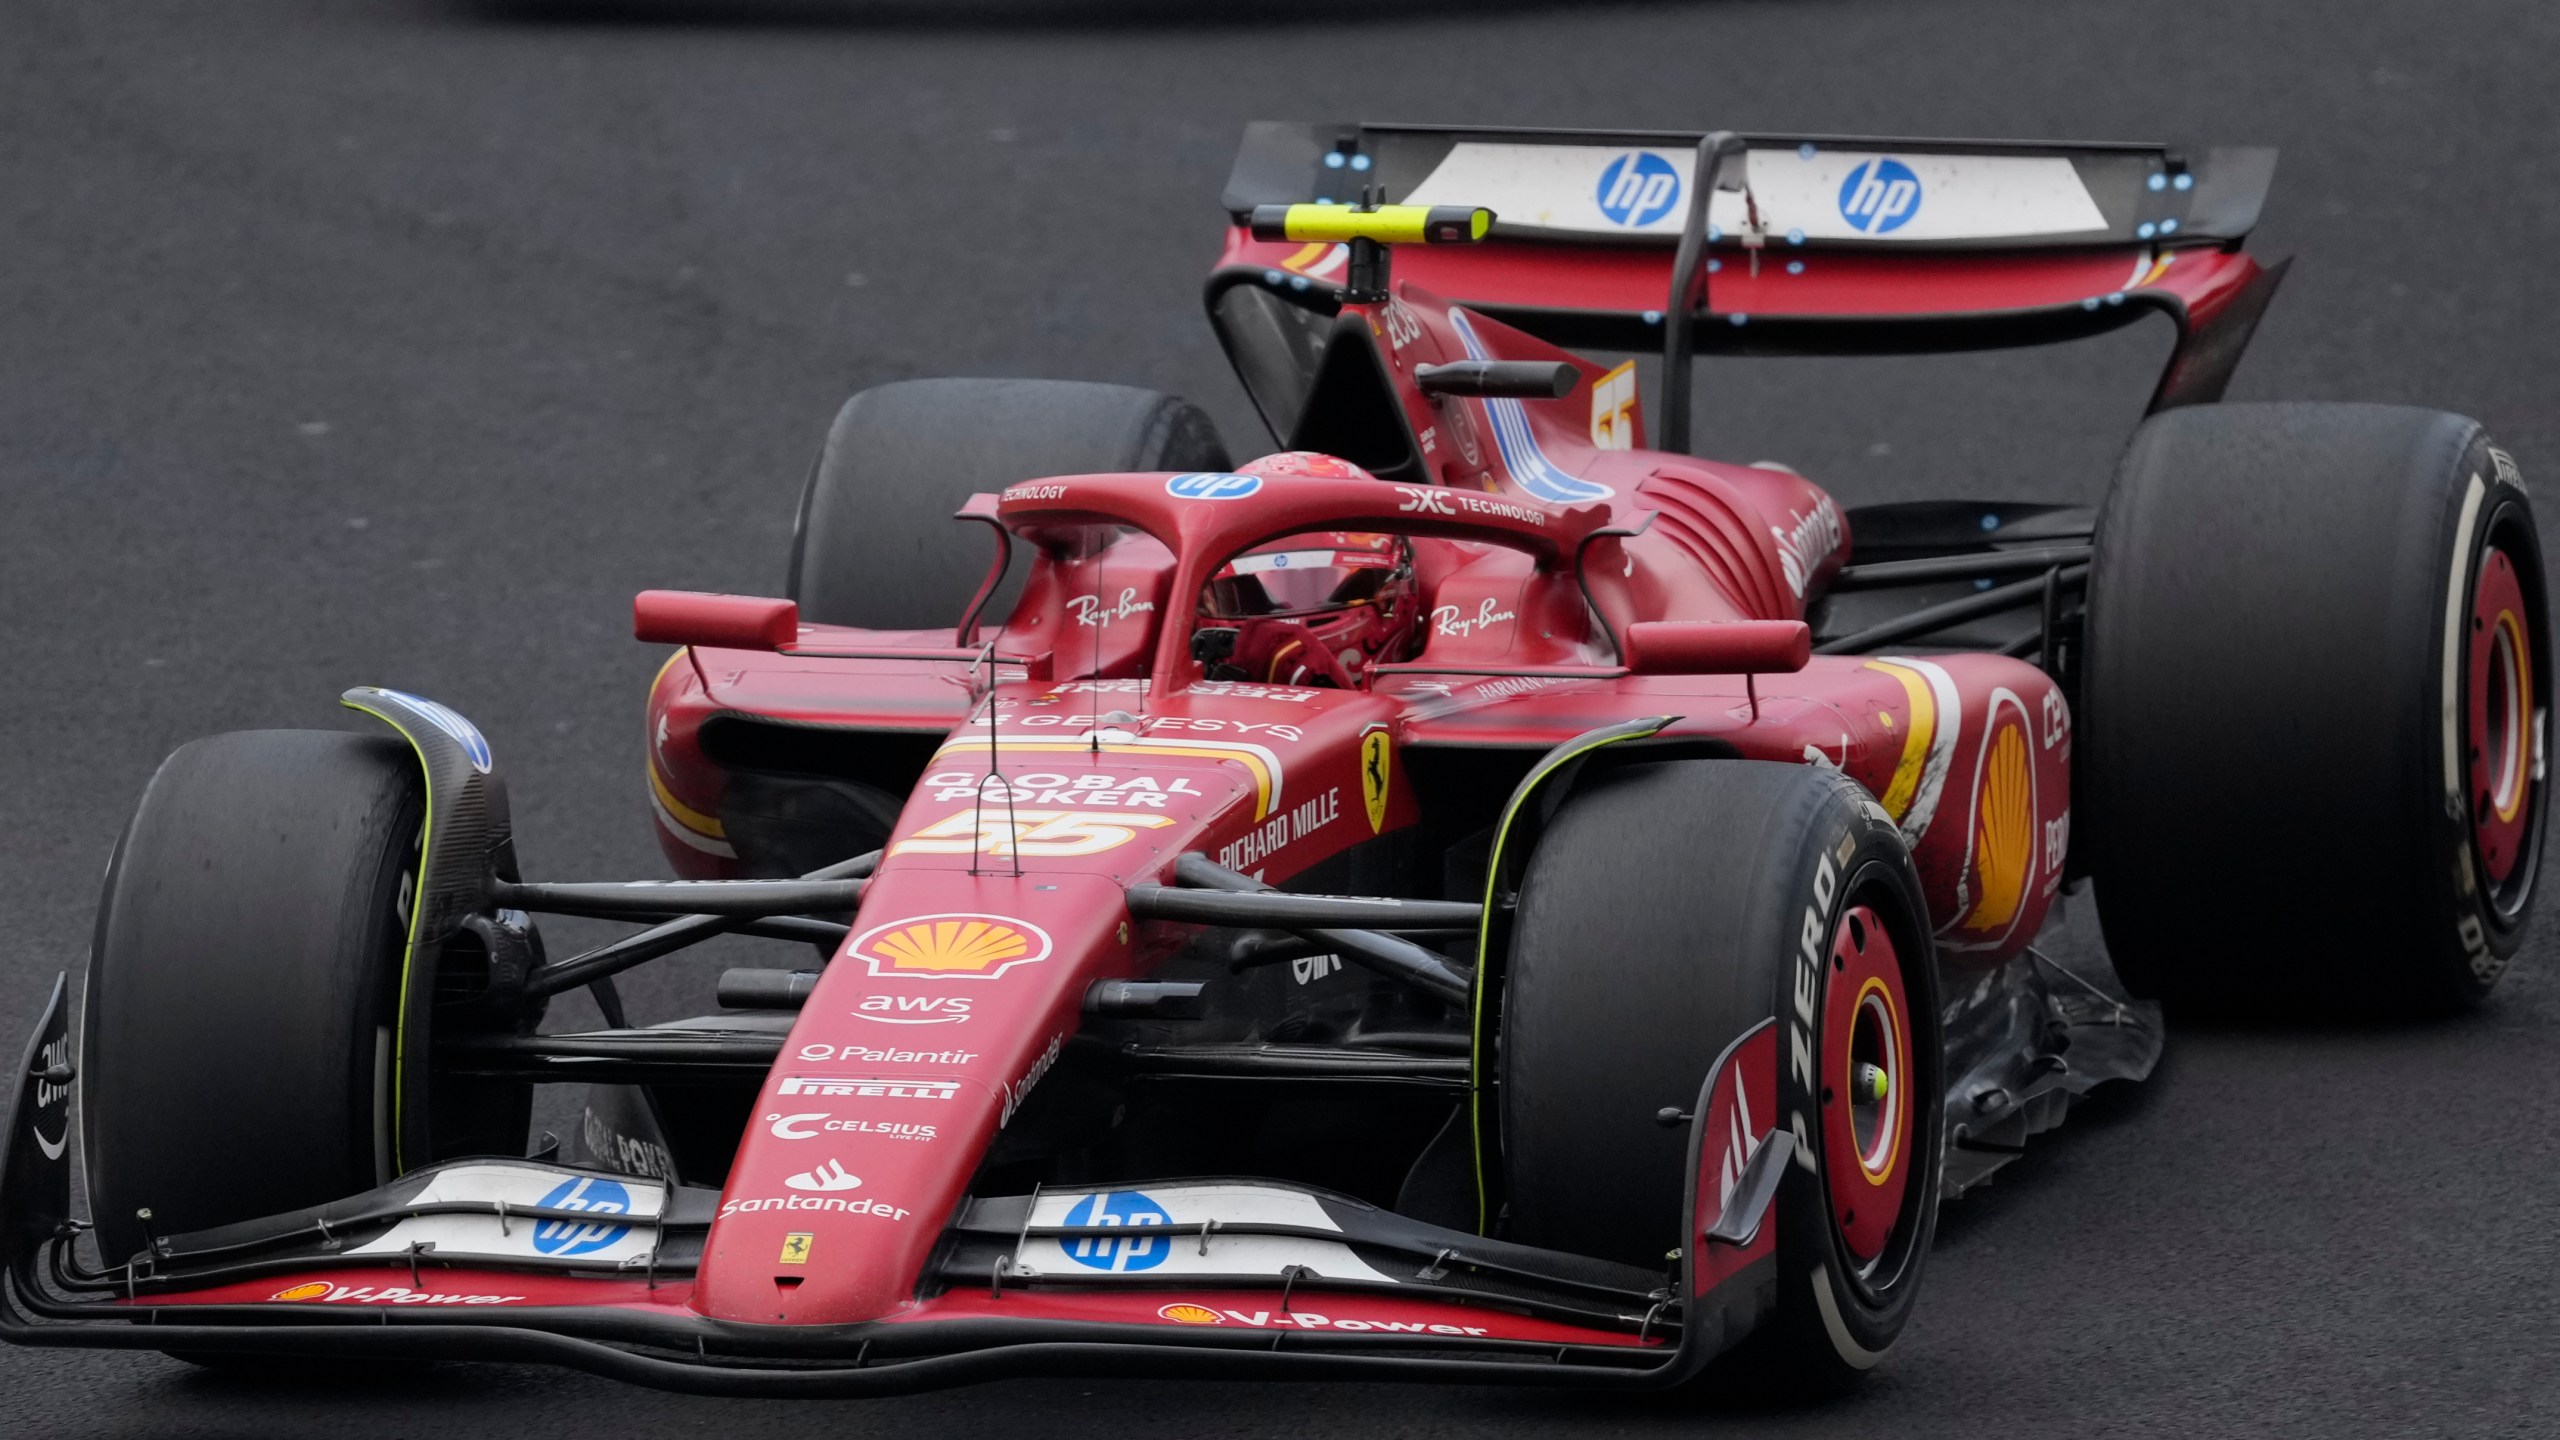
xmin=1204 ymin=548 xmax=1397 ymax=619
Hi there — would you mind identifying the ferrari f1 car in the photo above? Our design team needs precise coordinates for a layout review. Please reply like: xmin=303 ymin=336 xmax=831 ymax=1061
xmin=5 ymin=122 xmax=2544 ymax=1395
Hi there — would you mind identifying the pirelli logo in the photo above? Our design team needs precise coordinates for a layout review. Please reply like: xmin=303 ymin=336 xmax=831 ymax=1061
xmin=777 ymin=1076 xmax=964 ymax=1101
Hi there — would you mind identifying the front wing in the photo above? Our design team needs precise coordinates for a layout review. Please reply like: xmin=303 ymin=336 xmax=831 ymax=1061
xmin=0 ymin=977 xmax=1790 ymax=1395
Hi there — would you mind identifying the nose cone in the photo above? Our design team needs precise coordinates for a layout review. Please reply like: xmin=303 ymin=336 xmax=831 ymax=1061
xmin=692 ymin=870 xmax=1132 ymax=1325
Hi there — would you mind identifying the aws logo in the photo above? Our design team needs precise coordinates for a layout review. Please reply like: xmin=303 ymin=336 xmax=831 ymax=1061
xmin=851 ymin=914 xmax=1053 ymax=980
xmin=852 ymin=994 xmax=974 ymax=1025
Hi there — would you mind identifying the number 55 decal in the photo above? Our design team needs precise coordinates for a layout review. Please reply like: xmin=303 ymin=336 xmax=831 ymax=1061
xmin=891 ymin=809 xmax=1179 ymax=859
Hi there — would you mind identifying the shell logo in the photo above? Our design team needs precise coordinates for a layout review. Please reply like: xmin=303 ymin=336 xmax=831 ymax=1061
xmin=1158 ymin=1303 xmax=1224 ymax=1325
xmin=851 ymin=914 xmax=1054 ymax=981
xmin=270 ymin=1282 xmax=333 ymax=1302
xmin=1960 ymin=711 xmax=2035 ymax=935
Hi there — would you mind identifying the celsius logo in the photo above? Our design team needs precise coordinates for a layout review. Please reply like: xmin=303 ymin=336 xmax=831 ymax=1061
xmin=1838 ymin=158 xmax=1922 ymax=233
xmin=1059 ymin=1190 xmax=1172 ymax=1272
xmin=1165 ymin=472 xmax=1262 ymax=500
xmin=1595 ymin=152 xmax=1681 ymax=227
xmin=531 ymin=1176 xmax=633 ymax=1256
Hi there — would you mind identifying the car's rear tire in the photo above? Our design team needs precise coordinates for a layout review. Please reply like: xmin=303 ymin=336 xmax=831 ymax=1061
xmin=1499 ymin=759 xmax=1943 ymax=1386
xmin=787 ymin=377 xmax=1230 ymax=629
xmin=83 ymin=731 xmax=423 ymax=1267
xmin=2083 ymin=403 xmax=2545 ymax=1014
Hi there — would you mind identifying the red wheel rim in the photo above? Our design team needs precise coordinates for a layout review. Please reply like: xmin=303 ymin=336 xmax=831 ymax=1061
xmin=1821 ymin=903 xmax=1914 ymax=1266
xmin=2467 ymin=545 xmax=2536 ymax=886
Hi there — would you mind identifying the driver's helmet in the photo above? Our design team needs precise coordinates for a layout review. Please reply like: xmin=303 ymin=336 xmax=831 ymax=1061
xmin=1197 ymin=455 xmax=1420 ymax=687
xmin=1236 ymin=450 xmax=1375 ymax=482
xmin=1200 ymin=531 xmax=1419 ymax=687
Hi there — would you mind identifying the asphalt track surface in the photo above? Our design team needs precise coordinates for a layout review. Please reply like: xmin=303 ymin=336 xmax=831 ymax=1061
xmin=6 ymin=0 xmax=2560 ymax=1434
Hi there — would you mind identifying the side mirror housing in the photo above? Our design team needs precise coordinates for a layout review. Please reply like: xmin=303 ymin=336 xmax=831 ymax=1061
xmin=633 ymin=591 xmax=799 ymax=651
xmin=1621 ymin=620 xmax=1811 ymax=675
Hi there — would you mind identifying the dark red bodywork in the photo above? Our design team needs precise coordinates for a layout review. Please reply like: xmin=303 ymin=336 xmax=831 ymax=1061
xmin=16 ymin=124 xmax=2246 ymax=1385
xmin=627 ymin=276 xmax=2077 ymax=1328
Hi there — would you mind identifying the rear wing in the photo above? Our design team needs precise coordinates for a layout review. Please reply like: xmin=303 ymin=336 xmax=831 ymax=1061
xmin=1208 ymin=122 xmax=2287 ymax=435
xmin=1222 ymin=121 xmax=2274 ymax=253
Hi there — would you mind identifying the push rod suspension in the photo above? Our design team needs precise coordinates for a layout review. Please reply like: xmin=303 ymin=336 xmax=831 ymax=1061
xmin=521 ymin=852 xmax=877 ymax=1000
xmin=1813 ymin=564 xmax=2089 ymax=655
xmin=1141 ymin=854 xmax=1474 ymax=1005
xmin=1827 ymin=544 xmax=2094 ymax=591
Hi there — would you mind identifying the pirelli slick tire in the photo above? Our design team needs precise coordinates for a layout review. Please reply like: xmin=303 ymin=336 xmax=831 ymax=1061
xmin=1500 ymin=760 xmax=1943 ymax=1388
xmin=2084 ymin=404 xmax=2546 ymax=1014
xmin=787 ymin=378 xmax=1230 ymax=629
xmin=83 ymin=730 xmax=422 ymax=1269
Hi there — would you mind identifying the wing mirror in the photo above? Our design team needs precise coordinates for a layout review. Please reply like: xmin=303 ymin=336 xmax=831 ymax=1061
xmin=633 ymin=591 xmax=800 ymax=651
xmin=1620 ymin=620 xmax=1811 ymax=675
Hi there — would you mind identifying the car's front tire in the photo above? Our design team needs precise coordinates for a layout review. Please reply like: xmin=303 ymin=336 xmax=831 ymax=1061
xmin=83 ymin=730 xmax=425 ymax=1267
xmin=1498 ymin=759 xmax=1943 ymax=1387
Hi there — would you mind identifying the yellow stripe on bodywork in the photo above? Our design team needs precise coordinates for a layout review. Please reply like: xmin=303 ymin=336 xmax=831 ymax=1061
xmin=1863 ymin=659 xmax=1938 ymax=821
xmin=1862 ymin=657 xmax=1962 ymax=842
xmin=650 ymin=761 xmax=726 ymax=839
xmin=644 ymin=648 xmax=734 ymax=854
xmin=1280 ymin=241 xmax=1333 ymax=273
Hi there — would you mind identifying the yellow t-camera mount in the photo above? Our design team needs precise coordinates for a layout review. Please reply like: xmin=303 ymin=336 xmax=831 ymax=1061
xmin=1245 ymin=203 xmax=1495 ymax=303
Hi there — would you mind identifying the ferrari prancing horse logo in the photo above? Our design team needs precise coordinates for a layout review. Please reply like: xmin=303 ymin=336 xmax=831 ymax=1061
xmin=1361 ymin=728 xmax=1392 ymax=834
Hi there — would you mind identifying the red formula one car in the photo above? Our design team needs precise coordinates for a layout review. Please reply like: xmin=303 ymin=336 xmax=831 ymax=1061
xmin=5 ymin=122 xmax=2544 ymax=1395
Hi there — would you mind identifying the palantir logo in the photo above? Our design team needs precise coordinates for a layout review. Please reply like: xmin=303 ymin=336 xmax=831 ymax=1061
xmin=1059 ymin=1189 xmax=1172 ymax=1272
xmin=531 ymin=1176 xmax=633 ymax=1257
xmin=1595 ymin=152 xmax=1682 ymax=227
xmin=1165 ymin=472 xmax=1263 ymax=500
xmin=1838 ymin=158 xmax=1922 ymax=234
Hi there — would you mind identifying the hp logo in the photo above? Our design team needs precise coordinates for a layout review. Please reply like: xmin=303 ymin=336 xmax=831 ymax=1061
xmin=531 ymin=1176 xmax=633 ymax=1257
xmin=1595 ymin=152 xmax=1682 ymax=227
xmin=1838 ymin=158 xmax=1922 ymax=234
xmin=1165 ymin=472 xmax=1263 ymax=500
xmin=1059 ymin=1190 xmax=1172 ymax=1272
